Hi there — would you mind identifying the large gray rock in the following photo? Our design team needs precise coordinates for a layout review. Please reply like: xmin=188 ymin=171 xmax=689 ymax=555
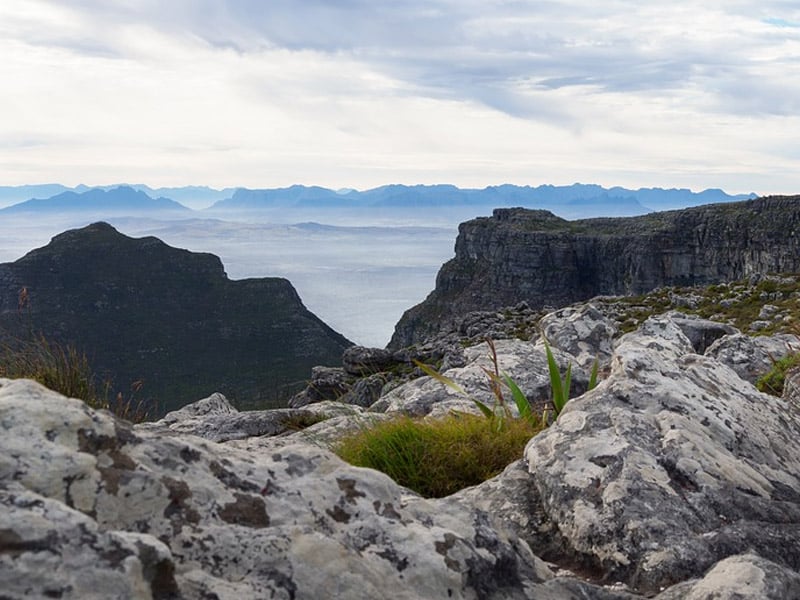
xmin=539 ymin=303 xmax=617 ymax=369
xmin=0 ymin=378 xmax=561 ymax=599
xmin=654 ymin=553 xmax=800 ymax=600
xmin=521 ymin=315 xmax=800 ymax=594
xmin=372 ymin=339 xmax=589 ymax=418
xmin=704 ymin=332 xmax=799 ymax=383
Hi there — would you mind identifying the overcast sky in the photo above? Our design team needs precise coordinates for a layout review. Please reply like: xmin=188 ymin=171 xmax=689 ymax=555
xmin=2 ymin=0 xmax=799 ymax=194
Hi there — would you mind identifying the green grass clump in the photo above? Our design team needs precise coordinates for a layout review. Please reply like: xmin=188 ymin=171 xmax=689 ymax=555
xmin=336 ymin=413 xmax=543 ymax=498
xmin=756 ymin=352 xmax=800 ymax=396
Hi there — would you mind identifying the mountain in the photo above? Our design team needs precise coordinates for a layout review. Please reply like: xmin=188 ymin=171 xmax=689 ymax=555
xmin=389 ymin=195 xmax=800 ymax=348
xmin=0 ymin=184 xmax=79 ymax=206
xmin=206 ymin=183 xmax=755 ymax=219
xmin=0 ymin=186 xmax=191 ymax=215
xmin=0 ymin=222 xmax=352 ymax=413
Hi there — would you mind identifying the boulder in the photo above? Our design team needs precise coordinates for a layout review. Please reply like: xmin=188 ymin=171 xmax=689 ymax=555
xmin=704 ymin=332 xmax=799 ymax=384
xmin=0 ymin=378 xmax=555 ymax=599
xmin=288 ymin=366 xmax=352 ymax=407
xmin=520 ymin=314 xmax=800 ymax=593
xmin=539 ymin=303 xmax=617 ymax=369
xmin=666 ymin=312 xmax=738 ymax=354
xmin=372 ymin=338 xmax=589 ymax=418
xmin=342 ymin=346 xmax=397 ymax=376
xmin=654 ymin=553 xmax=800 ymax=600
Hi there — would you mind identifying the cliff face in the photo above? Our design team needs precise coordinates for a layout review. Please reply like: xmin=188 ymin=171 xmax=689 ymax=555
xmin=390 ymin=196 xmax=800 ymax=348
xmin=0 ymin=222 xmax=352 ymax=413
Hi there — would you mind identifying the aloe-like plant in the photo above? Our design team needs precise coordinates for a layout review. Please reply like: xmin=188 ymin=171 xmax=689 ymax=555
xmin=543 ymin=340 xmax=599 ymax=421
xmin=544 ymin=340 xmax=571 ymax=417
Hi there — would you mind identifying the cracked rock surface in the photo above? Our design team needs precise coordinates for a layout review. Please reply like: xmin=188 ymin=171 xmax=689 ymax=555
xmin=2 ymin=309 xmax=800 ymax=598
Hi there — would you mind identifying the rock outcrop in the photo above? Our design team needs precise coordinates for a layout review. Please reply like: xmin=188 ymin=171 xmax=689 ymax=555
xmin=391 ymin=195 xmax=800 ymax=347
xmin=2 ymin=306 xmax=800 ymax=598
xmin=0 ymin=222 xmax=352 ymax=414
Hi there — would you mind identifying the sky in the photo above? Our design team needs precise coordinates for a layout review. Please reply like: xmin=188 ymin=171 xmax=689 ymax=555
xmin=1 ymin=1 xmax=799 ymax=195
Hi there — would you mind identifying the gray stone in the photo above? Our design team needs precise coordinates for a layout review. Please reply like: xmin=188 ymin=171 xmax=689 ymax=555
xmin=666 ymin=312 xmax=738 ymax=354
xmin=342 ymin=346 xmax=396 ymax=376
xmin=373 ymin=339 xmax=589 ymax=418
xmin=759 ymin=304 xmax=780 ymax=319
xmin=539 ymin=303 xmax=617 ymax=369
xmin=782 ymin=367 xmax=800 ymax=413
xmin=340 ymin=373 xmax=387 ymax=407
xmin=654 ymin=553 xmax=800 ymax=599
xmin=288 ymin=366 xmax=352 ymax=407
xmin=521 ymin=314 xmax=800 ymax=593
xmin=705 ymin=332 xmax=800 ymax=384
xmin=0 ymin=378 xmax=551 ymax=599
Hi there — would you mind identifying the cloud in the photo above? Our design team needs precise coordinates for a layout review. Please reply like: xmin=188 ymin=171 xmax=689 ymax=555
xmin=27 ymin=0 xmax=797 ymax=121
xmin=1 ymin=0 xmax=799 ymax=193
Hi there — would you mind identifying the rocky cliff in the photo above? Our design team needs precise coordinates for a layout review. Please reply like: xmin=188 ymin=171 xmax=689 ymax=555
xmin=390 ymin=195 xmax=800 ymax=348
xmin=0 ymin=222 xmax=352 ymax=414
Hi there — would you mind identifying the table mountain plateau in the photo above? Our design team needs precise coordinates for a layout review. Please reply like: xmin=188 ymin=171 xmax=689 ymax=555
xmin=0 ymin=222 xmax=352 ymax=414
xmin=391 ymin=195 xmax=800 ymax=348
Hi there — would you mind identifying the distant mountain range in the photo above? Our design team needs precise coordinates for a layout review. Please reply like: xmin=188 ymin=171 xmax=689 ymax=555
xmin=0 ymin=183 xmax=758 ymax=219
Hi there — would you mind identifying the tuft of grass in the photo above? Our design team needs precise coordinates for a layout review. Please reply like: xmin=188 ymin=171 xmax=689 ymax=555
xmin=1 ymin=333 xmax=101 ymax=404
xmin=336 ymin=413 xmax=543 ymax=498
xmin=756 ymin=352 xmax=800 ymax=397
xmin=0 ymin=333 xmax=152 ymax=423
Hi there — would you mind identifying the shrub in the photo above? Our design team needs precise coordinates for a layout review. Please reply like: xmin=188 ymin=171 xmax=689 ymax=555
xmin=756 ymin=352 xmax=800 ymax=396
xmin=335 ymin=413 xmax=543 ymax=498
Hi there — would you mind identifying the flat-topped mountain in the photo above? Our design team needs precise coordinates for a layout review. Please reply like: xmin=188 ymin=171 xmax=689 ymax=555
xmin=390 ymin=195 xmax=800 ymax=347
xmin=0 ymin=222 xmax=352 ymax=413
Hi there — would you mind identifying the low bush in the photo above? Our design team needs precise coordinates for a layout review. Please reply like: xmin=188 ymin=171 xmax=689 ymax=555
xmin=335 ymin=413 xmax=543 ymax=498
xmin=756 ymin=352 xmax=800 ymax=396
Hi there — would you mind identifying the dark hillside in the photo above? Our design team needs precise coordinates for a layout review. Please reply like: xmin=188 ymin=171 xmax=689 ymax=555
xmin=0 ymin=222 xmax=352 ymax=414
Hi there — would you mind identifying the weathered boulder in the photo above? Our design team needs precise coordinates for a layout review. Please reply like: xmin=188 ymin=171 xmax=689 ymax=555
xmin=783 ymin=367 xmax=800 ymax=413
xmin=666 ymin=312 xmax=738 ymax=354
xmin=288 ymin=366 xmax=352 ymax=407
xmin=0 ymin=378 xmax=555 ymax=599
xmin=704 ymin=332 xmax=799 ymax=384
xmin=371 ymin=338 xmax=589 ymax=418
xmin=539 ymin=303 xmax=617 ymax=369
xmin=342 ymin=346 xmax=397 ymax=375
xmin=138 ymin=393 xmax=363 ymax=443
xmin=520 ymin=314 xmax=800 ymax=593
xmin=654 ymin=553 xmax=800 ymax=600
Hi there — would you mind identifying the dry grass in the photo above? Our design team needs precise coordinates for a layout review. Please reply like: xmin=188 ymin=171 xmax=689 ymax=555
xmin=0 ymin=332 xmax=152 ymax=423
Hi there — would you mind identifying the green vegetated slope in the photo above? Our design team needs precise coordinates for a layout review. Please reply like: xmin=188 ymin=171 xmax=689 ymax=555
xmin=0 ymin=222 xmax=352 ymax=415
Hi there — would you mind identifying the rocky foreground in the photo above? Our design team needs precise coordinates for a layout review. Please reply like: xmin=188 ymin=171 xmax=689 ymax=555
xmin=2 ymin=306 xmax=800 ymax=598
